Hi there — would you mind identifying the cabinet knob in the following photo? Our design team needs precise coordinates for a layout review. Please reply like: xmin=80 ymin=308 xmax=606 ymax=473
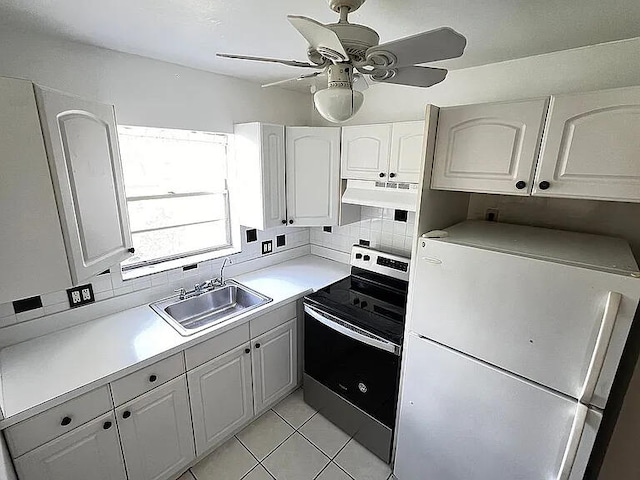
xmin=122 ymin=410 xmax=131 ymax=419
xmin=289 ymin=220 xmax=294 ymax=225
xmin=515 ymin=180 xmax=527 ymax=190
xmin=244 ymin=348 xmax=251 ymax=354
xmin=103 ymin=421 xmax=112 ymax=430
xmin=389 ymin=173 xmax=396 ymax=178
xmin=128 ymin=247 xmax=135 ymax=254
xmin=255 ymin=343 xmax=261 ymax=349
xmin=281 ymin=220 xmax=287 ymax=225
xmin=148 ymin=374 xmax=157 ymax=383
xmin=60 ymin=416 xmax=72 ymax=426
xmin=379 ymin=172 xmax=386 ymax=178
xmin=539 ymin=181 xmax=551 ymax=190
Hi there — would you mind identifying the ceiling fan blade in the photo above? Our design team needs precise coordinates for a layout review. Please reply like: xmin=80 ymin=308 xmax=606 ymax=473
xmin=287 ymin=15 xmax=349 ymax=62
xmin=366 ymin=27 xmax=466 ymax=68
xmin=216 ymin=53 xmax=321 ymax=69
xmin=372 ymin=66 xmax=448 ymax=88
xmin=262 ymin=71 xmax=324 ymax=88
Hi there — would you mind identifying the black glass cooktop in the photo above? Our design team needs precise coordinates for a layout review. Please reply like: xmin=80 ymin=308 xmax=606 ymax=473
xmin=304 ymin=267 xmax=408 ymax=345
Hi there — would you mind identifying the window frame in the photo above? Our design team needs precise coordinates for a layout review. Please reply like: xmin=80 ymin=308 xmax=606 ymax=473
xmin=117 ymin=125 xmax=238 ymax=277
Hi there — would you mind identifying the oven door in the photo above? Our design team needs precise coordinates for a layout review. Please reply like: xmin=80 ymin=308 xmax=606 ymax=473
xmin=304 ymin=303 xmax=401 ymax=428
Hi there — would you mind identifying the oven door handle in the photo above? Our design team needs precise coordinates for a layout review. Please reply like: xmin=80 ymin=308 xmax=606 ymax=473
xmin=304 ymin=304 xmax=401 ymax=356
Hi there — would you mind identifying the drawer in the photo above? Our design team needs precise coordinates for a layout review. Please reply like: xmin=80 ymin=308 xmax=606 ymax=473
xmin=185 ymin=323 xmax=250 ymax=370
xmin=250 ymin=301 xmax=297 ymax=338
xmin=5 ymin=385 xmax=112 ymax=458
xmin=111 ymin=353 xmax=185 ymax=406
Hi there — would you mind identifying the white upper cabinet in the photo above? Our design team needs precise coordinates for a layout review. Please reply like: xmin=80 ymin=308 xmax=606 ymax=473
xmin=389 ymin=121 xmax=425 ymax=183
xmin=431 ymin=98 xmax=548 ymax=195
xmin=35 ymin=86 xmax=133 ymax=284
xmin=341 ymin=122 xmax=425 ymax=183
xmin=533 ymin=86 xmax=640 ymax=202
xmin=234 ymin=123 xmax=287 ymax=230
xmin=341 ymin=124 xmax=392 ymax=181
xmin=0 ymin=77 xmax=72 ymax=303
xmin=116 ymin=376 xmax=195 ymax=480
xmin=285 ymin=127 xmax=341 ymax=227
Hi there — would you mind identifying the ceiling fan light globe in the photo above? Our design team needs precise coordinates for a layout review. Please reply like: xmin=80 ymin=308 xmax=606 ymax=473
xmin=314 ymin=87 xmax=364 ymax=123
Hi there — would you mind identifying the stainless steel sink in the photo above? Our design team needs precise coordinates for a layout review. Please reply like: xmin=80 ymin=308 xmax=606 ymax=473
xmin=150 ymin=280 xmax=272 ymax=336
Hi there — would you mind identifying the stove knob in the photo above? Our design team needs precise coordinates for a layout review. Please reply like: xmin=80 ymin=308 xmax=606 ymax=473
xmin=353 ymin=298 xmax=360 ymax=305
xmin=363 ymin=255 xmax=370 ymax=261
xmin=360 ymin=301 xmax=368 ymax=309
xmin=355 ymin=253 xmax=362 ymax=259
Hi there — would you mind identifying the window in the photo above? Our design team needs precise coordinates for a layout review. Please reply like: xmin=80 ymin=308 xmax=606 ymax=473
xmin=118 ymin=126 xmax=234 ymax=272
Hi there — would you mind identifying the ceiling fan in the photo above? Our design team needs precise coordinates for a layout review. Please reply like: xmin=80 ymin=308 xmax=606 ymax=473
xmin=217 ymin=0 xmax=467 ymax=123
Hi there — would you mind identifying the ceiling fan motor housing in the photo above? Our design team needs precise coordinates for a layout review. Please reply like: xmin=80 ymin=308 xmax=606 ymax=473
xmin=325 ymin=22 xmax=379 ymax=63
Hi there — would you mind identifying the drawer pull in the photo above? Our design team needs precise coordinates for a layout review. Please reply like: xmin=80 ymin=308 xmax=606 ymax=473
xmin=149 ymin=374 xmax=157 ymax=383
xmin=122 ymin=410 xmax=131 ymax=419
xmin=60 ymin=416 xmax=72 ymax=426
xmin=103 ymin=421 xmax=112 ymax=430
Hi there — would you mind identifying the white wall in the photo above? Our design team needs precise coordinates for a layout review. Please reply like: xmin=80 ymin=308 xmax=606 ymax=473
xmin=313 ymin=37 xmax=640 ymax=125
xmin=0 ymin=25 xmax=312 ymax=132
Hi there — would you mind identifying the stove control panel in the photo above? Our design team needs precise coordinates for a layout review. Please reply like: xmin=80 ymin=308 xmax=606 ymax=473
xmin=350 ymin=245 xmax=410 ymax=281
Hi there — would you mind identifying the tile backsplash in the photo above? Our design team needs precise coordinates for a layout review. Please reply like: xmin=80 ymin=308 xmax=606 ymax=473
xmin=310 ymin=207 xmax=416 ymax=258
xmin=0 ymin=226 xmax=310 ymax=330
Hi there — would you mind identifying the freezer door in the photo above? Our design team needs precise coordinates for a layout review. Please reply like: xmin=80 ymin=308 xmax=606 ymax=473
xmin=410 ymin=239 xmax=640 ymax=408
xmin=394 ymin=334 xmax=602 ymax=480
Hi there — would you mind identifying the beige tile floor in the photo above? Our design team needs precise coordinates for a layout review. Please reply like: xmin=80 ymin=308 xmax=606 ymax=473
xmin=177 ymin=388 xmax=396 ymax=480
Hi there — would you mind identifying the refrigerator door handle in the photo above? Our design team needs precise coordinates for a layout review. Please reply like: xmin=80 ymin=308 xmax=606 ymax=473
xmin=556 ymin=403 xmax=588 ymax=480
xmin=579 ymin=291 xmax=622 ymax=404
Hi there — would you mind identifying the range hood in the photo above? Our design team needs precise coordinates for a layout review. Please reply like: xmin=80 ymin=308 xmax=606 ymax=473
xmin=342 ymin=179 xmax=419 ymax=212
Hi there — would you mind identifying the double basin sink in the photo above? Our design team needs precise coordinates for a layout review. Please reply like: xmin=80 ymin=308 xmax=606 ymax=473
xmin=150 ymin=280 xmax=272 ymax=336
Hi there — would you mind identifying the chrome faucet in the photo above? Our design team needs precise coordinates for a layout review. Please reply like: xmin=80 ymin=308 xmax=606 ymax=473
xmin=213 ymin=257 xmax=230 ymax=287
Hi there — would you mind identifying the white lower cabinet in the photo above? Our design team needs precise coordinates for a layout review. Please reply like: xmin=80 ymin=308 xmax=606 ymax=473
xmin=8 ymin=311 xmax=300 ymax=480
xmin=14 ymin=413 xmax=126 ymax=480
xmin=252 ymin=319 xmax=298 ymax=415
xmin=116 ymin=376 xmax=195 ymax=480
xmin=188 ymin=342 xmax=254 ymax=455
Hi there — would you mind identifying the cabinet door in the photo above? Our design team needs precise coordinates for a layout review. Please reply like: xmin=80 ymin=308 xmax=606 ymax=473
xmin=285 ymin=127 xmax=341 ymax=226
xmin=15 ymin=413 xmax=126 ymax=480
xmin=341 ymin=124 xmax=392 ymax=180
xmin=116 ymin=376 xmax=195 ymax=480
xmin=431 ymin=98 xmax=548 ymax=195
xmin=188 ymin=343 xmax=254 ymax=455
xmin=534 ymin=87 xmax=640 ymax=202
xmin=0 ymin=77 xmax=71 ymax=303
xmin=35 ymin=86 xmax=133 ymax=284
xmin=252 ymin=319 xmax=298 ymax=415
xmin=261 ymin=125 xmax=287 ymax=229
xmin=234 ymin=123 xmax=286 ymax=230
xmin=389 ymin=121 xmax=425 ymax=183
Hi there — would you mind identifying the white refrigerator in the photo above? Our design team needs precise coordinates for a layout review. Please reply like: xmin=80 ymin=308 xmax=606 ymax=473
xmin=395 ymin=221 xmax=640 ymax=480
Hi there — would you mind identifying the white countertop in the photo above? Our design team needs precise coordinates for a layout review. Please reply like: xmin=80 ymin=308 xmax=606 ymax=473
xmin=0 ymin=255 xmax=349 ymax=427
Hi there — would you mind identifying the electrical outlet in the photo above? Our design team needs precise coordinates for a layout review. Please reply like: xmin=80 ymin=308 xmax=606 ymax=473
xmin=67 ymin=284 xmax=95 ymax=308
xmin=276 ymin=235 xmax=285 ymax=247
xmin=262 ymin=240 xmax=273 ymax=255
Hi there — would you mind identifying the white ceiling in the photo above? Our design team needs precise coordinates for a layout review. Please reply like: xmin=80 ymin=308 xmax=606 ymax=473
xmin=2 ymin=0 xmax=640 ymax=88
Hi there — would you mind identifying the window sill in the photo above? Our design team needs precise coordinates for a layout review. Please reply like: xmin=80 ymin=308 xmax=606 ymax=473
xmin=121 ymin=246 xmax=240 ymax=281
